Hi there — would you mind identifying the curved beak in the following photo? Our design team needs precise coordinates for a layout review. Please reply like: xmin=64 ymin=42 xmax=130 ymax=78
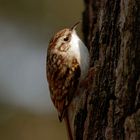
xmin=70 ymin=21 xmax=81 ymax=31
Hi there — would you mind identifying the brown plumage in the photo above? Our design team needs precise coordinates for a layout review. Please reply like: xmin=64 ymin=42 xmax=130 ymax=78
xmin=46 ymin=22 xmax=89 ymax=140
xmin=47 ymin=48 xmax=80 ymax=121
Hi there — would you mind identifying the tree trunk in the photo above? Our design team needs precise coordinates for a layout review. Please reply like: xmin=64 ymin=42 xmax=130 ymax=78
xmin=68 ymin=0 xmax=140 ymax=139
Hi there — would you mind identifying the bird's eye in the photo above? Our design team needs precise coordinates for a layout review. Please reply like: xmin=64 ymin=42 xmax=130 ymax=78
xmin=63 ymin=37 xmax=69 ymax=41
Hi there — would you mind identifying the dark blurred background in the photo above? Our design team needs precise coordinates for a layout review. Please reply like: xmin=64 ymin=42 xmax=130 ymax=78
xmin=0 ymin=0 xmax=84 ymax=139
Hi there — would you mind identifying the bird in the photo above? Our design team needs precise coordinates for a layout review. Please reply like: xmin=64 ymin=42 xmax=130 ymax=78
xmin=46 ymin=21 xmax=90 ymax=140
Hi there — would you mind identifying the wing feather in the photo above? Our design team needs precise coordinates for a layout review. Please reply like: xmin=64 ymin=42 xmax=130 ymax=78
xmin=47 ymin=52 xmax=81 ymax=121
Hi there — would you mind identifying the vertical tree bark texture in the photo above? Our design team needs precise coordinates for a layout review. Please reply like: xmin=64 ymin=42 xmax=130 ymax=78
xmin=69 ymin=0 xmax=140 ymax=140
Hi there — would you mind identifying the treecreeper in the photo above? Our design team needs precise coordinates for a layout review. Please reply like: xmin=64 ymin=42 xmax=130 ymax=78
xmin=46 ymin=21 xmax=90 ymax=140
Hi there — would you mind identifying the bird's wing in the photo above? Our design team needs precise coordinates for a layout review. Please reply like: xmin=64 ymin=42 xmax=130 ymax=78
xmin=47 ymin=52 xmax=81 ymax=121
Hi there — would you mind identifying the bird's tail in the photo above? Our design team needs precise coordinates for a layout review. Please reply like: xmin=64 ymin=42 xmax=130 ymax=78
xmin=64 ymin=110 xmax=73 ymax=140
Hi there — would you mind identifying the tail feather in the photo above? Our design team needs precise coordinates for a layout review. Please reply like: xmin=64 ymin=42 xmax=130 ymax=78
xmin=58 ymin=110 xmax=73 ymax=140
xmin=64 ymin=111 xmax=73 ymax=140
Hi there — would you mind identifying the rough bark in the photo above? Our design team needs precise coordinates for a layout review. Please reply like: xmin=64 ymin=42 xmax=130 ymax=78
xmin=68 ymin=0 xmax=140 ymax=140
